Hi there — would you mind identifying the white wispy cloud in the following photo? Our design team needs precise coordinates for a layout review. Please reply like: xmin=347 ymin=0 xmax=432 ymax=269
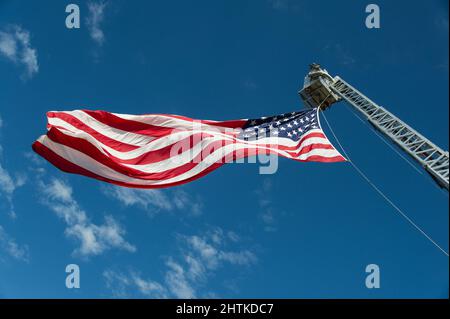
xmin=0 ymin=225 xmax=29 ymax=262
xmin=0 ymin=116 xmax=26 ymax=218
xmin=183 ymin=232 xmax=256 ymax=271
xmin=0 ymin=164 xmax=17 ymax=196
xmin=168 ymin=229 xmax=256 ymax=298
xmin=86 ymin=1 xmax=107 ymax=46
xmin=0 ymin=163 xmax=26 ymax=218
xmin=164 ymin=258 xmax=196 ymax=298
xmin=102 ymin=186 xmax=202 ymax=216
xmin=0 ymin=25 xmax=38 ymax=79
xmin=104 ymin=269 xmax=168 ymax=298
xmin=103 ymin=187 xmax=172 ymax=211
xmin=172 ymin=189 xmax=203 ymax=215
xmin=23 ymin=151 xmax=47 ymax=175
xmin=103 ymin=227 xmax=256 ymax=298
xmin=39 ymin=178 xmax=135 ymax=258
xmin=132 ymin=272 xmax=168 ymax=298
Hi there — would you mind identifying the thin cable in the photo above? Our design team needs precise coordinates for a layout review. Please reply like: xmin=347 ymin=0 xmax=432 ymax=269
xmin=321 ymin=110 xmax=449 ymax=257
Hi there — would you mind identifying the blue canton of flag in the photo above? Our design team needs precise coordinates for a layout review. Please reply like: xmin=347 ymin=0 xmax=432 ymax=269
xmin=238 ymin=108 xmax=320 ymax=141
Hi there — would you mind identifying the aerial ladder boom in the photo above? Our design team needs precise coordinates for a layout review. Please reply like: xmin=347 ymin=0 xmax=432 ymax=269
xmin=299 ymin=64 xmax=449 ymax=190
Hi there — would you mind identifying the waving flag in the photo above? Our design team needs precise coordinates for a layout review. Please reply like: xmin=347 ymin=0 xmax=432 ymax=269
xmin=32 ymin=108 xmax=345 ymax=188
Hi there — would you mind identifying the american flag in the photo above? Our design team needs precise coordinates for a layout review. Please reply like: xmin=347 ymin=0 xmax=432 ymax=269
xmin=32 ymin=108 xmax=345 ymax=188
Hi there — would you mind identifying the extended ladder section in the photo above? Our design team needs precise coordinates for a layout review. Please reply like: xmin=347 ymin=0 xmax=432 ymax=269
xmin=299 ymin=64 xmax=449 ymax=190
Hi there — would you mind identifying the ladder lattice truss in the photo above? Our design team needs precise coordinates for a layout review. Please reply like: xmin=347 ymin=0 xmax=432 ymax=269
xmin=330 ymin=76 xmax=449 ymax=190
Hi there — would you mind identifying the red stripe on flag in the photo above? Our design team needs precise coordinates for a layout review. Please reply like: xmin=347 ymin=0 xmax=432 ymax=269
xmin=32 ymin=140 xmax=225 ymax=188
xmin=83 ymin=110 xmax=175 ymax=137
xmin=47 ymin=112 xmax=139 ymax=152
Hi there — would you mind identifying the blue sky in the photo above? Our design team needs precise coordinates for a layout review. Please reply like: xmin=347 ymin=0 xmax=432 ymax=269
xmin=0 ymin=0 xmax=448 ymax=298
